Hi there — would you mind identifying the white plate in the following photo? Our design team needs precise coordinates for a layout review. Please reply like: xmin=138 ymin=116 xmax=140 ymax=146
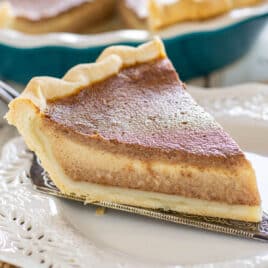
xmin=0 ymin=83 xmax=268 ymax=268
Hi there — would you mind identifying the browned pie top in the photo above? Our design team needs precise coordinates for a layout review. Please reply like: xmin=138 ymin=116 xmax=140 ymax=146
xmin=7 ymin=0 xmax=91 ymax=20
xmin=45 ymin=57 xmax=244 ymax=166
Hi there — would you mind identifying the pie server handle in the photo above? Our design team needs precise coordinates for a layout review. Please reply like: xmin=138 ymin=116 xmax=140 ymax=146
xmin=0 ymin=80 xmax=19 ymax=105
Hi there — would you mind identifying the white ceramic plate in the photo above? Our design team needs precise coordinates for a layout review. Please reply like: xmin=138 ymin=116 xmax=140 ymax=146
xmin=0 ymin=83 xmax=268 ymax=268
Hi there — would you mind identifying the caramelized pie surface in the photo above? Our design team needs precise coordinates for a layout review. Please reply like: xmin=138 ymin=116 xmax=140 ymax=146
xmin=46 ymin=58 xmax=243 ymax=166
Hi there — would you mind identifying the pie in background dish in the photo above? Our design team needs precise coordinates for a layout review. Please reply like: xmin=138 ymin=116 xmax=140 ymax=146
xmin=0 ymin=0 xmax=263 ymax=33
xmin=0 ymin=0 xmax=116 ymax=34
xmin=118 ymin=0 xmax=263 ymax=30
xmin=6 ymin=38 xmax=261 ymax=222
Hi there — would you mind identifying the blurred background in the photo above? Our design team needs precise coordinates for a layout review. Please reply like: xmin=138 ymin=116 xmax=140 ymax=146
xmin=190 ymin=23 xmax=268 ymax=87
xmin=0 ymin=0 xmax=268 ymax=87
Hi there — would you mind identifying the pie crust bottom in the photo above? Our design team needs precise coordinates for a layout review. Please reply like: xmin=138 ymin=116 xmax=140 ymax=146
xmin=55 ymin=173 xmax=261 ymax=222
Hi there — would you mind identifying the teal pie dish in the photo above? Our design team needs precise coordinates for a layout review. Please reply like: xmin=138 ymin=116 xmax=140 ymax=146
xmin=0 ymin=2 xmax=268 ymax=84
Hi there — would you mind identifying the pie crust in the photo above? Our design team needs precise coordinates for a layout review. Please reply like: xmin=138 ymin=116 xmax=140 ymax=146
xmin=119 ymin=0 xmax=263 ymax=30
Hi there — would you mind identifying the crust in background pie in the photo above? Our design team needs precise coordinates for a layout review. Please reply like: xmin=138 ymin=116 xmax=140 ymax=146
xmin=0 ymin=0 xmax=116 ymax=33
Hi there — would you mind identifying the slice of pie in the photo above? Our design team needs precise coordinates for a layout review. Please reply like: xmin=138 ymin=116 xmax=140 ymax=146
xmin=6 ymin=38 xmax=261 ymax=222
xmin=0 ymin=0 xmax=116 ymax=34
xmin=118 ymin=0 xmax=263 ymax=30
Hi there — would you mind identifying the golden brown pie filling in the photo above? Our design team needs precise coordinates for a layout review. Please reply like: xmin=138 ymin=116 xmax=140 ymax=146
xmin=44 ymin=58 xmax=259 ymax=206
